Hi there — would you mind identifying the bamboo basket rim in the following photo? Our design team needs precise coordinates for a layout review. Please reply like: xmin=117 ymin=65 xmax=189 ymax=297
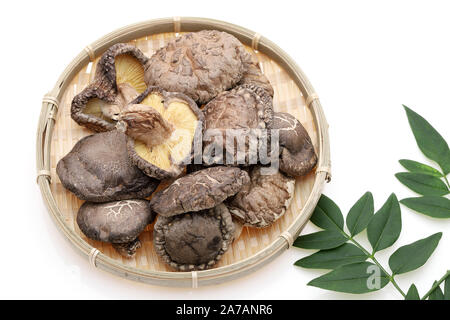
xmin=36 ymin=17 xmax=331 ymax=287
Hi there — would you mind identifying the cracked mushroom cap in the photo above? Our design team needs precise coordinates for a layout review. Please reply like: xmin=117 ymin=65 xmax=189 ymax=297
xmin=150 ymin=166 xmax=250 ymax=217
xmin=119 ymin=87 xmax=204 ymax=180
xmin=226 ymin=166 xmax=295 ymax=228
xmin=202 ymin=84 xmax=273 ymax=166
xmin=272 ymin=112 xmax=318 ymax=177
xmin=56 ymin=130 xmax=159 ymax=202
xmin=77 ymin=199 xmax=154 ymax=244
xmin=154 ymin=203 xmax=235 ymax=271
xmin=71 ymin=43 xmax=149 ymax=132
xmin=238 ymin=58 xmax=274 ymax=97
xmin=145 ymin=30 xmax=251 ymax=104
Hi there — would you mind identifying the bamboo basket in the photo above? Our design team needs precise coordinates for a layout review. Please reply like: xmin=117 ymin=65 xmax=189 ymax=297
xmin=36 ymin=17 xmax=331 ymax=287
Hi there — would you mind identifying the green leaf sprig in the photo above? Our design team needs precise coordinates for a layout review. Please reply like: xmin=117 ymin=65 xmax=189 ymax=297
xmin=294 ymin=194 xmax=448 ymax=299
xmin=396 ymin=106 xmax=450 ymax=218
xmin=293 ymin=106 xmax=450 ymax=299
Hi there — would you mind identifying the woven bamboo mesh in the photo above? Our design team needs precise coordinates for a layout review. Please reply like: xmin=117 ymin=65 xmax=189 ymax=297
xmin=37 ymin=18 xmax=330 ymax=287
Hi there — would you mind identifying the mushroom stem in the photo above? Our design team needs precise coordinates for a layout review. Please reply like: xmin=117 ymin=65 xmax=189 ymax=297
xmin=101 ymin=103 xmax=121 ymax=121
xmin=119 ymin=104 xmax=174 ymax=147
xmin=101 ymin=83 xmax=139 ymax=121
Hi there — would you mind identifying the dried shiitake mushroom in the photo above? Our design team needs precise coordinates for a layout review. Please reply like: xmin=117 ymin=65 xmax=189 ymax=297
xmin=77 ymin=199 xmax=154 ymax=258
xmin=154 ymin=203 xmax=234 ymax=271
xmin=112 ymin=238 xmax=142 ymax=258
xmin=150 ymin=166 xmax=250 ymax=217
xmin=119 ymin=87 xmax=204 ymax=180
xmin=272 ymin=112 xmax=318 ymax=177
xmin=56 ymin=130 xmax=159 ymax=202
xmin=226 ymin=166 xmax=295 ymax=228
xmin=71 ymin=43 xmax=149 ymax=132
xmin=145 ymin=30 xmax=255 ymax=104
xmin=238 ymin=59 xmax=274 ymax=97
xmin=202 ymin=84 xmax=273 ymax=165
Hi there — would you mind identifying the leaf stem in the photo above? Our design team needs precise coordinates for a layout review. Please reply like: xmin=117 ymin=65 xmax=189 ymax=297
xmin=346 ymin=236 xmax=406 ymax=297
xmin=315 ymin=209 xmax=407 ymax=297
xmin=421 ymin=270 xmax=450 ymax=300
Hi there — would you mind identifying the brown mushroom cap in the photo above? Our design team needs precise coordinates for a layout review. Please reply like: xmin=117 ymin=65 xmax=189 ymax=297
xmin=150 ymin=166 xmax=250 ymax=217
xmin=272 ymin=112 xmax=318 ymax=177
xmin=71 ymin=43 xmax=149 ymax=132
xmin=238 ymin=59 xmax=274 ymax=97
xmin=202 ymin=84 xmax=274 ymax=166
xmin=96 ymin=43 xmax=149 ymax=90
xmin=56 ymin=130 xmax=159 ymax=202
xmin=77 ymin=199 xmax=154 ymax=244
xmin=120 ymin=87 xmax=204 ymax=180
xmin=154 ymin=203 xmax=235 ymax=271
xmin=226 ymin=166 xmax=295 ymax=228
xmin=145 ymin=30 xmax=251 ymax=104
xmin=112 ymin=238 xmax=142 ymax=258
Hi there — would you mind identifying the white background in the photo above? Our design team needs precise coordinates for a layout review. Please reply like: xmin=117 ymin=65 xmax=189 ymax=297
xmin=1 ymin=0 xmax=449 ymax=299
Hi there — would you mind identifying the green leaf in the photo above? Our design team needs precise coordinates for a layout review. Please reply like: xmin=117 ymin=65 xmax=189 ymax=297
xmin=346 ymin=192 xmax=374 ymax=236
xmin=400 ymin=196 xmax=450 ymax=219
xmin=310 ymin=195 xmax=344 ymax=232
xmin=293 ymin=230 xmax=347 ymax=250
xmin=405 ymin=284 xmax=420 ymax=300
xmin=308 ymin=262 xmax=389 ymax=294
xmin=429 ymin=281 xmax=445 ymax=300
xmin=445 ymin=277 xmax=450 ymax=300
xmin=403 ymin=105 xmax=450 ymax=175
xmin=367 ymin=193 xmax=402 ymax=253
xmin=399 ymin=159 xmax=443 ymax=177
xmin=395 ymin=172 xmax=448 ymax=196
xmin=367 ymin=194 xmax=402 ymax=253
xmin=294 ymin=244 xmax=367 ymax=269
xmin=388 ymin=232 xmax=442 ymax=275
